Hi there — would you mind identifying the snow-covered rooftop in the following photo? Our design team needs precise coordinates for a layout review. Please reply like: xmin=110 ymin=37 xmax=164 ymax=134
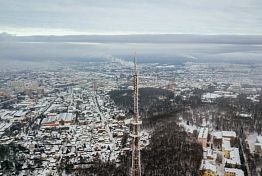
xmin=225 ymin=168 xmax=244 ymax=176
xmin=198 ymin=127 xmax=208 ymax=139
xmin=222 ymin=131 xmax=236 ymax=138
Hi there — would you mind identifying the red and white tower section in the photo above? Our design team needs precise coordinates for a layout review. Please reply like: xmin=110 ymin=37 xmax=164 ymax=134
xmin=130 ymin=57 xmax=142 ymax=176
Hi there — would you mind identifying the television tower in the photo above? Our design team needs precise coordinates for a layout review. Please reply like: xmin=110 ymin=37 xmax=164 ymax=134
xmin=130 ymin=55 xmax=142 ymax=176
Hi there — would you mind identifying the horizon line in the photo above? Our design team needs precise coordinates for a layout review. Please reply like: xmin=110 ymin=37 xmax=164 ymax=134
xmin=1 ymin=31 xmax=262 ymax=37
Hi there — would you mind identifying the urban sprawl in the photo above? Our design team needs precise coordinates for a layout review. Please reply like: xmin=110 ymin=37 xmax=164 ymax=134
xmin=0 ymin=60 xmax=262 ymax=176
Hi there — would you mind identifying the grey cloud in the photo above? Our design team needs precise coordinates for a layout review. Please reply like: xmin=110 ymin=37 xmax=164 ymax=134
xmin=1 ymin=34 xmax=262 ymax=65
xmin=0 ymin=0 xmax=262 ymax=35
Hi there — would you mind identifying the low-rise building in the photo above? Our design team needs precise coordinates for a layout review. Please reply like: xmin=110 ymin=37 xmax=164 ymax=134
xmin=198 ymin=127 xmax=209 ymax=148
xmin=200 ymin=160 xmax=217 ymax=176
xmin=225 ymin=148 xmax=241 ymax=167
xmin=254 ymin=136 xmax=262 ymax=155
xmin=224 ymin=168 xmax=244 ymax=176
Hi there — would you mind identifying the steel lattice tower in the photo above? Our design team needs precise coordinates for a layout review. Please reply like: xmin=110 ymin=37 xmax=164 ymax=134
xmin=130 ymin=56 xmax=142 ymax=176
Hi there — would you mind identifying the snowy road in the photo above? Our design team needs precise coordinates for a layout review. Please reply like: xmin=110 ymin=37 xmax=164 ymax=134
xmin=93 ymin=94 xmax=117 ymax=160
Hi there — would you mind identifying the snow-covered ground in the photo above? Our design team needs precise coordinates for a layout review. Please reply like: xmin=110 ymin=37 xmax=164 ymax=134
xmin=246 ymin=132 xmax=259 ymax=153
xmin=178 ymin=117 xmax=198 ymax=134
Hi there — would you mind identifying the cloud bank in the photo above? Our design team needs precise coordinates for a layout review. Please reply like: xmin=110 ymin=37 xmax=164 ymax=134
xmin=0 ymin=0 xmax=262 ymax=35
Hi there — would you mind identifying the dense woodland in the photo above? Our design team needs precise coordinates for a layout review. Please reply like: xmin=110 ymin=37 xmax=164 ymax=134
xmin=108 ymin=87 xmax=176 ymax=118
xmin=141 ymin=121 xmax=202 ymax=176
xmin=214 ymin=94 xmax=262 ymax=135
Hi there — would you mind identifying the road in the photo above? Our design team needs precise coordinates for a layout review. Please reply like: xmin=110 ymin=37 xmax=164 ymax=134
xmin=239 ymin=138 xmax=251 ymax=176
xmin=93 ymin=93 xmax=116 ymax=159
xmin=0 ymin=98 xmax=17 ymax=105
xmin=41 ymin=97 xmax=57 ymax=115
xmin=25 ymin=96 xmax=57 ymax=135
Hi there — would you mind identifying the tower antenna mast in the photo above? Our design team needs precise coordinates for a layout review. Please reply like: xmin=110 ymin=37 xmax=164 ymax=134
xmin=131 ymin=53 xmax=142 ymax=176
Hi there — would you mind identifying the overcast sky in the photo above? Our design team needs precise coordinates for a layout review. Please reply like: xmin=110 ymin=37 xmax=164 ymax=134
xmin=0 ymin=0 xmax=262 ymax=36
